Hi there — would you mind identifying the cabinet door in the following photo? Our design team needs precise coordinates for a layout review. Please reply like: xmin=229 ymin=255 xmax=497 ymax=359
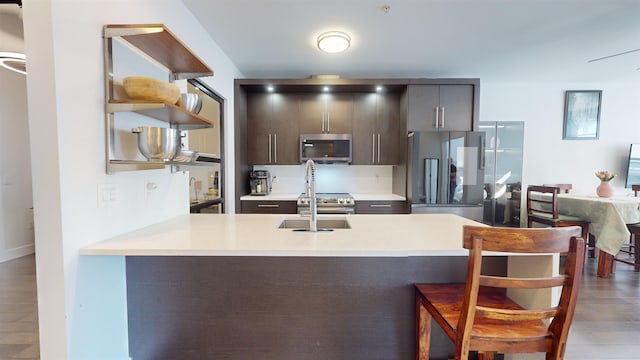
xmin=438 ymin=85 xmax=474 ymax=131
xmin=247 ymin=93 xmax=272 ymax=165
xmin=407 ymin=85 xmax=440 ymax=132
xmin=271 ymin=93 xmax=300 ymax=164
xmin=352 ymin=93 xmax=377 ymax=165
xmin=376 ymin=93 xmax=400 ymax=165
xmin=325 ymin=93 xmax=353 ymax=134
xmin=299 ymin=93 xmax=353 ymax=134
xmin=355 ymin=200 xmax=408 ymax=214
xmin=299 ymin=93 xmax=326 ymax=134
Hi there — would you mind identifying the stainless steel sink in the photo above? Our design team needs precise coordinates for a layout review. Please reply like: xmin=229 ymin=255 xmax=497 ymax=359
xmin=277 ymin=218 xmax=351 ymax=231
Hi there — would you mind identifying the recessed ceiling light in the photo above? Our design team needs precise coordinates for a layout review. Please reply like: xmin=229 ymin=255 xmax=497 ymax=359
xmin=0 ymin=52 xmax=26 ymax=75
xmin=266 ymin=85 xmax=275 ymax=92
xmin=317 ymin=31 xmax=351 ymax=54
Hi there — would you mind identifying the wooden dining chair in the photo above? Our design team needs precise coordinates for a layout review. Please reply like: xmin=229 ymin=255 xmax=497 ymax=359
xmin=526 ymin=185 xmax=592 ymax=257
xmin=543 ymin=183 xmax=573 ymax=193
xmin=616 ymin=184 xmax=640 ymax=271
xmin=415 ymin=225 xmax=585 ymax=360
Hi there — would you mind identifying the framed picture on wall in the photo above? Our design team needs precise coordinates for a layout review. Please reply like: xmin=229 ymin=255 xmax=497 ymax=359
xmin=563 ymin=90 xmax=602 ymax=140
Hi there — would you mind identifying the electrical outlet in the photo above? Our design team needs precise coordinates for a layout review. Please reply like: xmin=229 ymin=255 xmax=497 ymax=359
xmin=97 ymin=184 xmax=118 ymax=207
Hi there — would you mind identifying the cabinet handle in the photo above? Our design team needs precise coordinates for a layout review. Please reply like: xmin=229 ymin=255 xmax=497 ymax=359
xmin=370 ymin=204 xmax=392 ymax=208
xmin=327 ymin=112 xmax=330 ymax=133
xmin=435 ymin=106 xmax=440 ymax=128
xmin=377 ymin=133 xmax=381 ymax=163
xmin=273 ymin=133 xmax=277 ymax=164
xmin=322 ymin=112 xmax=325 ymax=133
xmin=372 ymin=133 xmax=376 ymax=163
xmin=268 ymin=134 xmax=272 ymax=163
xmin=441 ymin=106 xmax=445 ymax=129
xmin=257 ymin=204 xmax=279 ymax=208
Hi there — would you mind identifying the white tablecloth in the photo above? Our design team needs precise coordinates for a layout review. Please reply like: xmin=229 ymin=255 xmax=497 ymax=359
xmin=556 ymin=195 xmax=640 ymax=255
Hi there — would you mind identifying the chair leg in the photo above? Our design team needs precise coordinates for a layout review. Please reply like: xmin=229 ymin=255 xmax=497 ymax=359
xmin=634 ymin=234 xmax=640 ymax=272
xmin=581 ymin=227 xmax=593 ymax=258
xmin=416 ymin=292 xmax=431 ymax=360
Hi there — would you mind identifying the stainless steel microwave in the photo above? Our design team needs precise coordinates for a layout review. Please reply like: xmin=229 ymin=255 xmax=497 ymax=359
xmin=300 ymin=134 xmax=352 ymax=164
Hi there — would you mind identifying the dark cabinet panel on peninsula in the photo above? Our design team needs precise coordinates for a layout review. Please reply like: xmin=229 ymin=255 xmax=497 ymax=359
xmin=247 ymin=93 xmax=299 ymax=165
xmin=407 ymin=84 xmax=475 ymax=132
xmin=352 ymin=92 xmax=401 ymax=165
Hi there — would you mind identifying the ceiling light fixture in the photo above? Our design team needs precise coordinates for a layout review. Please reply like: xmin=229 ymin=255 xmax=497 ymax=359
xmin=0 ymin=52 xmax=26 ymax=75
xmin=317 ymin=31 xmax=351 ymax=53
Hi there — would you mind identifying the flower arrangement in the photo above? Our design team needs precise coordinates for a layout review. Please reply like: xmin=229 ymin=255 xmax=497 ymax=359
xmin=595 ymin=170 xmax=616 ymax=182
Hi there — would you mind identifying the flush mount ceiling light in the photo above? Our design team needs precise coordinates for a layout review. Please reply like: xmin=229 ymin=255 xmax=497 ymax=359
xmin=317 ymin=31 xmax=351 ymax=53
xmin=0 ymin=52 xmax=26 ymax=75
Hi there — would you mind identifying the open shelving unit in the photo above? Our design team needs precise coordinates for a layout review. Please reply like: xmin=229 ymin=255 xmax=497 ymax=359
xmin=103 ymin=24 xmax=214 ymax=173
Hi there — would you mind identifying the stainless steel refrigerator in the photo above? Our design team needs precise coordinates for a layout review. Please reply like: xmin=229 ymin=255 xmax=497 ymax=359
xmin=408 ymin=131 xmax=486 ymax=220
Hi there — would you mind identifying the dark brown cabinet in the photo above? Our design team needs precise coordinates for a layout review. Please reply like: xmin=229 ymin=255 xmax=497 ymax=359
xmin=407 ymin=84 xmax=474 ymax=132
xmin=355 ymin=200 xmax=408 ymax=214
xmin=241 ymin=200 xmax=297 ymax=214
xmin=352 ymin=92 xmax=401 ymax=165
xmin=247 ymin=93 xmax=299 ymax=165
xmin=299 ymin=93 xmax=353 ymax=134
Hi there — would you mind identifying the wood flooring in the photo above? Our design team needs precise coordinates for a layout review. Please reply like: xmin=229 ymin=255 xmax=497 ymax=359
xmin=0 ymin=255 xmax=39 ymax=360
xmin=0 ymin=254 xmax=638 ymax=360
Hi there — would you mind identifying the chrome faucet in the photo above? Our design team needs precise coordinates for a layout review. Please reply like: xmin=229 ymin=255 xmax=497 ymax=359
xmin=304 ymin=159 xmax=317 ymax=232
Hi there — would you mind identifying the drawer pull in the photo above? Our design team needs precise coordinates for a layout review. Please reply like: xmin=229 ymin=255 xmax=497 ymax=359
xmin=370 ymin=204 xmax=392 ymax=208
xmin=257 ymin=204 xmax=279 ymax=208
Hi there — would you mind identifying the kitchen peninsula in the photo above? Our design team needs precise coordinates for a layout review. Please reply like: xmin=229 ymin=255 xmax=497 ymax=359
xmin=77 ymin=214 xmax=557 ymax=360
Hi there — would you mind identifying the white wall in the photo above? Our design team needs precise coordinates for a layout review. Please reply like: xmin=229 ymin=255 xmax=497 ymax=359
xmin=480 ymin=82 xmax=640 ymax=196
xmin=0 ymin=67 xmax=34 ymax=262
xmin=22 ymin=0 xmax=242 ymax=358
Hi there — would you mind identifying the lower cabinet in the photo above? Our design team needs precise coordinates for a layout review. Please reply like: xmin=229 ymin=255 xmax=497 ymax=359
xmin=355 ymin=200 xmax=408 ymax=214
xmin=241 ymin=200 xmax=297 ymax=214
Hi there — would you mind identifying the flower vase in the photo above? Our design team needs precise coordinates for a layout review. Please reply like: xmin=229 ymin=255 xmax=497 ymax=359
xmin=596 ymin=181 xmax=614 ymax=198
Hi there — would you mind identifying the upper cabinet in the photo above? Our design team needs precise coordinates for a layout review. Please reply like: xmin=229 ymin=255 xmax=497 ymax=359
xmin=352 ymin=92 xmax=401 ymax=165
xmin=299 ymin=93 xmax=353 ymax=134
xmin=103 ymin=24 xmax=214 ymax=173
xmin=247 ymin=93 xmax=299 ymax=165
xmin=407 ymin=82 xmax=478 ymax=132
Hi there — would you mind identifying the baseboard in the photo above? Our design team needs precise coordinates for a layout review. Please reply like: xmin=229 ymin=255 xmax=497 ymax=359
xmin=0 ymin=244 xmax=35 ymax=263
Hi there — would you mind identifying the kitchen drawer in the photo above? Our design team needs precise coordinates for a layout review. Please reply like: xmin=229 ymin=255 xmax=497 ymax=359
xmin=355 ymin=200 xmax=408 ymax=214
xmin=241 ymin=200 xmax=297 ymax=214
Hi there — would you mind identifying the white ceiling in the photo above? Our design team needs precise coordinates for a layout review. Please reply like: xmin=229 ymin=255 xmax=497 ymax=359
xmin=182 ymin=0 xmax=640 ymax=82
xmin=1 ymin=1 xmax=639 ymax=82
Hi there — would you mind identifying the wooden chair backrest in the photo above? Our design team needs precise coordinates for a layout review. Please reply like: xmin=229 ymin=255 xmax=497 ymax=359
xmin=458 ymin=225 xmax=585 ymax=351
xmin=526 ymin=185 xmax=561 ymax=219
xmin=543 ymin=183 xmax=572 ymax=193
xmin=632 ymin=184 xmax=640 ymax=197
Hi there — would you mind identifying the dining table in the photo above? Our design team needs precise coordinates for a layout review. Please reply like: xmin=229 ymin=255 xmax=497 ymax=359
xmin=555 ymin=193 xmax=640 ymax=277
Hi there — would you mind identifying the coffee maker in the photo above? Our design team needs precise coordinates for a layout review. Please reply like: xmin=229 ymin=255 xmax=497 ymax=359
xmin=249 ymin=170 xmax=271 ymax=196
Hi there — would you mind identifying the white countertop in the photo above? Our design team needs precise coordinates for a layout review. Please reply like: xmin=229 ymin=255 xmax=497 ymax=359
xmin=81 ymin=213 xmax=481 ymax=257
xmin=240 ymin=193 xmax=406 ymax=201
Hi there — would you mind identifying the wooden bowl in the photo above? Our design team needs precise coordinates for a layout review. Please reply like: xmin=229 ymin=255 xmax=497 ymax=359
xmin=123 ymin=76 xmax=180 ymax=104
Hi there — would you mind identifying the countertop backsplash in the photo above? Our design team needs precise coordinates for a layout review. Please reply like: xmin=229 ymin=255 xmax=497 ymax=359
xmin=253 ymin=165 xmax=393 ymax=195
